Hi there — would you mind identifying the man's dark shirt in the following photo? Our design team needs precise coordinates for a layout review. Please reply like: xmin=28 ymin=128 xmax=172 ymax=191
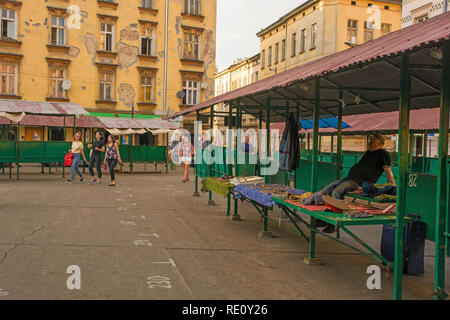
xmin=92 ymin=140 xmax=105 ymax=156
xmin=347 ymin=149 xmax=391 ymax=185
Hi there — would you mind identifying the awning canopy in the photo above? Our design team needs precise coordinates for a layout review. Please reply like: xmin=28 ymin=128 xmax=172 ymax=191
xmin=271 ymin=108 xmax=442 ymax=134
xmin=0 ymin=99 xmax=89 ymax=116
xmin=166 ymin=12 xmax=450 ymax=122
xmin=97 ymin=117 xmax=177 ymax=132
xmin=300 ymin=117 xmax=351 ymax=130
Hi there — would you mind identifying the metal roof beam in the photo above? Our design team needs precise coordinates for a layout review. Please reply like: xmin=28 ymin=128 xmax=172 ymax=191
xmin=324 ymin=77 xmax=384 ymax=110
xmin=274 ymin=87 xmax=337 ymax=116
xmin=384 ymin=58 xmax=441 ymax=93
xmin=320 ymin=86 xmax=399 ymax=92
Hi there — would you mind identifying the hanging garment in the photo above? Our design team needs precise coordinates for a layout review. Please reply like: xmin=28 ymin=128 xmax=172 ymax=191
xmin=279 ymin=112 xmax=301 ymax=172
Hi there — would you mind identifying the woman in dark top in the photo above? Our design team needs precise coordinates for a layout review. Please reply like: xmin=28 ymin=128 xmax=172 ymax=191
xmin=103 ymin=135 xmax=122 ymax=187
xmin=88 ymin=131 xmax=105 ymax=184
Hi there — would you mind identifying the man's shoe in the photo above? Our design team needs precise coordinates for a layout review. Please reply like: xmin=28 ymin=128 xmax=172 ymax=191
xmin=66 ymin=180 xmax=73 ymax=184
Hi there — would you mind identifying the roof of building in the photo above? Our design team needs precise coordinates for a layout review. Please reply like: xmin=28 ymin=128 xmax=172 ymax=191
xmin=167 ymin=12 xmax=450 ymax=122
xmin=256 ymin=0 xmax=402 ymax=37
xmin=0 ymin=99 xmax=89 ymax=116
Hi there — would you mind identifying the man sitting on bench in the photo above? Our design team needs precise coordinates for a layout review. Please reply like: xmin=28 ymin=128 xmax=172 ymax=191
xmin=319 ymin=134 xmax=396 ymax=233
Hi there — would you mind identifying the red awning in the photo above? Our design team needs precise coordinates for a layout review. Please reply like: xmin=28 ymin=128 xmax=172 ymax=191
xmin=271 ymin=108 xmax=442 ymax=133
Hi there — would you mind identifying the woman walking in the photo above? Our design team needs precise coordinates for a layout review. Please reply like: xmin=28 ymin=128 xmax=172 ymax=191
xmin=67 ymin=132 xmax=88 ymax=184
xmin=103 ymin=135 xmax=122 ymax=187
xmin=179 ymin=135 xmax=194 ymax=183
xmin=88 ymin=131 xmax=105 ymax=184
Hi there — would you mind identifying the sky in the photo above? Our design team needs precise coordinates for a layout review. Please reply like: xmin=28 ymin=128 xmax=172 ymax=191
xmin=216 ymin=0 xmax=306 ymax=71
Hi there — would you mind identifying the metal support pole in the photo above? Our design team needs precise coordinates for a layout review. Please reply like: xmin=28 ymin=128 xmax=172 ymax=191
xmin=422 ymin=132 xmax=428 ymax=173
xmin=337 ymin=92 xmax=343 ymax=179
xmin=208 ymin=106 xmax=216 ymax=206
xmin=16 ymin=121 xmax=20 ymax=180
xmin=394 ymin=53 xmax=411 ymax=300
xmin=304 ymin=77 xmax=321 ymax=265
xmin=434 ymin=39 xmax=449 ymax=301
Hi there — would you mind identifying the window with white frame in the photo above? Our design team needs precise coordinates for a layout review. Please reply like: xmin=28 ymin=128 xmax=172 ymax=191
xmin=183 ymin=31 xmax=200 ymax=60
xmin=141 ymin=75 xmax=153 ymax=102
xmin=141 ymin=26 xmax=154 ymax=55
xmin=364 ymin=21 xmax=375 ymax=42
xmin=99 ymin=71 xmax=114 ymax=100
xmin=100 ymin=22 xmax=114 ymax=52
xmin=1 ymin=9 xmax=17 ymax=40
xmin=142 ymin=0 xmax=152 ymax=8
xmin=268 ymin=46 xmax=272 ymax=66
xmin=184 ymin=0 xmax=201 ymax=15
xmin=49 ymin=66 xmax=66 ymax=98
xmin=347 ymin=19 xmax=358 ymax=44
xmin=182 ymin=80 xmax=199 ymax=105
xmin=311 ymin=24 xmax=317 ymax=48
xmin=274 ymin=42 xmax=279 ymax=64
xmin=0 ymin=62 xmax=17 ymax=95
xmin=261 ymin=49 xmax=265 ymax=69
xmin=291 ymin=33 xmax=297 ymax=57
xmin=51 ymin=16 xmax=65 ymax=46
xmin=300 ymin=28 xmax=306 ymax=53
xmin=281 ymin=39 xmax=286 ymax=61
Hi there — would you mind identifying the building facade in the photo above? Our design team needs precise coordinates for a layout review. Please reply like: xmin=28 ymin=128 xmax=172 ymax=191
xmin=257 ymin=0 xmax=402 ymax=79
xmin=214 ymin=54 xmax=260 ymax=131
xmin=402 ymin=0 xmax=447 ymax=27
xmin=0 ymin=0 xmax=217 ymax=122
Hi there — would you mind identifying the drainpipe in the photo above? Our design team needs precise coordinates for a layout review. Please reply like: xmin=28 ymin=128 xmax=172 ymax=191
xmin=163 ymin=0 xmax=169 ymax=115
xmin=444 ymin=0 xmax=448 ymax=13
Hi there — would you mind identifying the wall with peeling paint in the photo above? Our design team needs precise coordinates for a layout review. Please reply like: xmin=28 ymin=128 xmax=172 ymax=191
xmin=2 ymin=0 xmax=216 ymax=118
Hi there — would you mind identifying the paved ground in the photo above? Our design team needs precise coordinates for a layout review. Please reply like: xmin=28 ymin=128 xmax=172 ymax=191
xmin=0 ymin=164 xmax=448 ymax=300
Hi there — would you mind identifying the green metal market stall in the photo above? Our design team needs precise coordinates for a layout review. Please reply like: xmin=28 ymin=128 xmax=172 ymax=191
xmin=167 ymin=12 xmax=450 ymax=300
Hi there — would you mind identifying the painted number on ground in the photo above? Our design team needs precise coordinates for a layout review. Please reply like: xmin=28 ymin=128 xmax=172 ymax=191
xmin=0 ymin=288 xmax=9 ymax=296
xmin=147 ymin=276 xmax=172 ymax=289
xmin=134 ymin=240 xmax=153 ymax=247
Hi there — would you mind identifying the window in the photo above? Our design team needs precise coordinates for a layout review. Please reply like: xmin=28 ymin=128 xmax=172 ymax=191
xmin=351 ymin=1 xmax=356 ymax=5
xmin=291 ymin=33 xmax=297 ymax=57
xmin=99 ymin=71 xmax=114 ymax=101
xmin=0 ymin=62 xmax=17 ymax=95
xmin=364 ymin=21 xmax=375 ymax=43
xmin=182 ymin=80 xmax=199 ymax=105
xmin=381 ymin=23 xmax=391 ymax=35
xmin=141 ymin=26 xmax=154 ymax=56
xmin=274 ymin=42 xmax=279 ymax=64
xmin=384 ymin=5 xmax=389 ymax=10
xmin=268 ymin=46 xmax=272 ymax=66
xmin=261 ymin=49 xmax=265 ymax=69
xmin=49 ymin=67 xmax=66 ymax=98
xmin=1 ymin=9 xmax=17 ymax=40
xmin=184 ymin=0 xmax=201 ymax=15
xmin=142 ymin=0 xmax=152 ymax=8
xmin=311 ymin=24 xmax=317 ymax=49
xmin=141 ymin=76 xmax=153 ymax=102
xmin=51 ymin=16 xmax=65 ymax=46
xmin=100 ymin=22 xmax=114 ymax=51
xmin=183 ymin=31 xmax=201 ymax=60
xmin=300 ymin=29 xmax=306 ymax=53
xmin=415 ymin=15 xmax=429 ymax=23
xmin=281 ymin=39 xmax=286 ymax=61
xmin=347 ymin=19 xmax=358 ymax=44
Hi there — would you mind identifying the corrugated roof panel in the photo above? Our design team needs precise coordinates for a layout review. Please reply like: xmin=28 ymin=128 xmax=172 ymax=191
xmin=0 ymin=100 xmax=89 ymax=115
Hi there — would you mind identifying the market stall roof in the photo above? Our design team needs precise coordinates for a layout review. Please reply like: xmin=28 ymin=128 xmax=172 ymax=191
xmin=166 ymin=12 xmax=450 ymax=122
xmin=0 ymin=99 xmax=89 ymax=116
xmin=97 ymin=117 xmax=177 ymax=130
xmin=0 ymin=115 xmax=104 ymax=128
xmin=300 ymin=118 xmax=351 ymax=130
xmin=271 ymin=108 xmax=443 ymax=134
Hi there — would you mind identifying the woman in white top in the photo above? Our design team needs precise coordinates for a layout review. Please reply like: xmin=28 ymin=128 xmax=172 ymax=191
xmin=67 ymin=132 xmax=88 ymax=184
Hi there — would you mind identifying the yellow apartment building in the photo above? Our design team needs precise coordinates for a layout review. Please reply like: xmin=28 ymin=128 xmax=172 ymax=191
xmin=0 ymin=0 xmax=217 ymax=129
xmin=257 ymin=0 xmax=402 ymax=79
xmin=214 ymin=53 xmax=260 ymax=131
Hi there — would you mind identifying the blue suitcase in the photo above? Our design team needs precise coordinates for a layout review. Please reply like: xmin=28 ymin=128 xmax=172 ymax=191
xmin=380 ymin=224 xmax=408 ymax=272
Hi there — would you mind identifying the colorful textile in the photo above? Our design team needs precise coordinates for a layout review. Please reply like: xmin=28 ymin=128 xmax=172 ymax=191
xmin=284 ymin=200 xmax=328 ymax=212
xmin=362 ymin=182 xmax=396 ymax=198
xmin=201 ymin=177 xmax=235 ymax=198
xmin=234 ymin=184 xmax=307 ymax=208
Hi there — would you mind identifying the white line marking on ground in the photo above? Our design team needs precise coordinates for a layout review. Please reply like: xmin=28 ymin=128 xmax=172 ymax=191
xmin=152 ymin=259 xmax=176 ymax=268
